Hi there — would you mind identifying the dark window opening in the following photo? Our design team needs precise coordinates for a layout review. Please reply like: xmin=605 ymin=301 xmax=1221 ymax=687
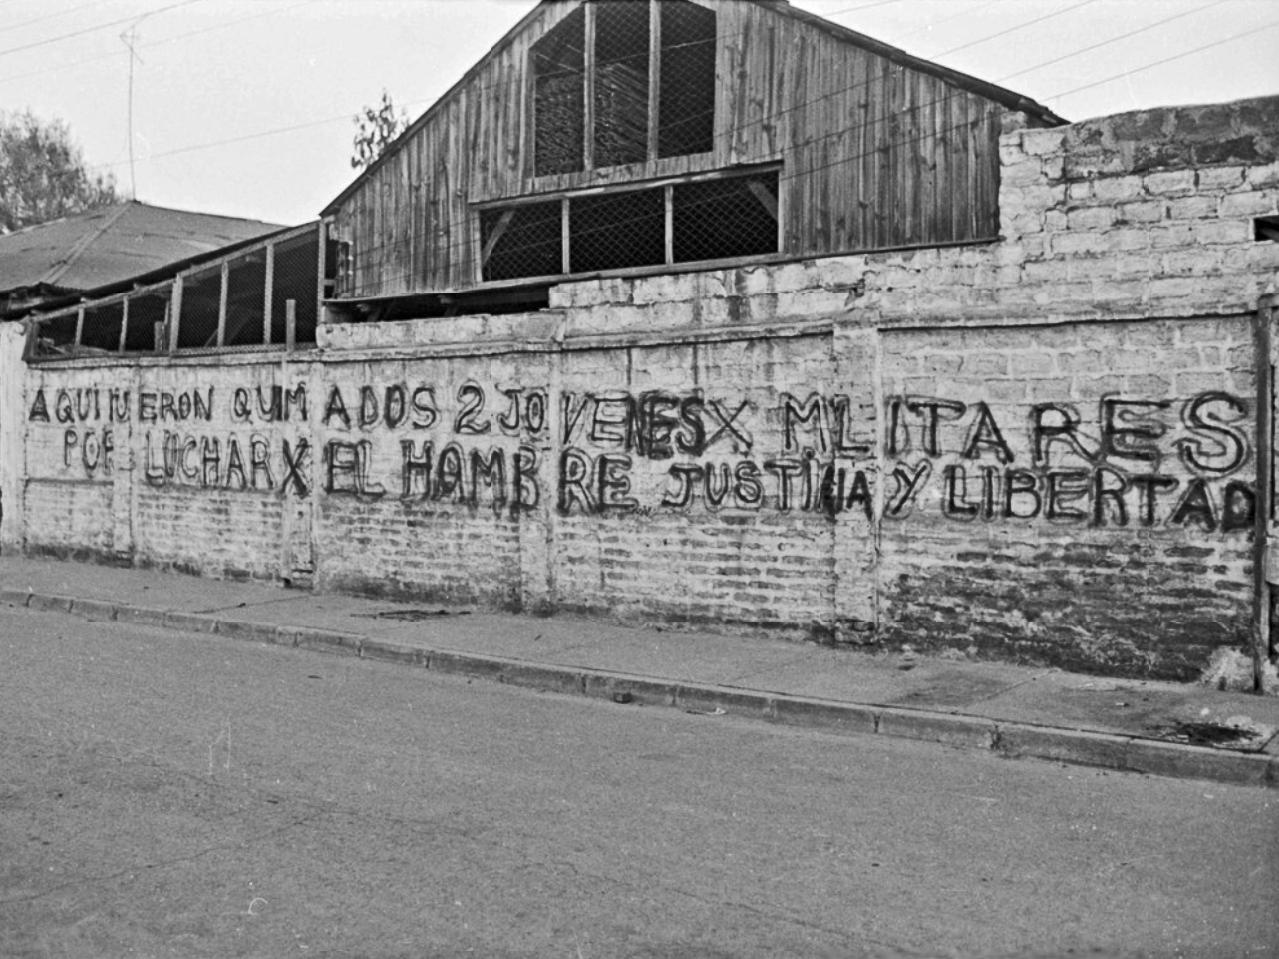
xmin=593 ymin=0 xmax=650 ymax=168
xmin=223 ymin=251 xmax=268 ymax=347
xmin=329 ymin=285 xmax=552 ymax=323
xmin=571 ymin=189 xmax=665 ymax=273
xmin=31 ymin=312 xmax=79 ymax=358
xmin=124 ymin=292 xmax=170 ymax=352
xmin=1256 ymin=216 xmax=1279 ymax=242
xmin=673 ymin=173 xmax=779 ymax=263
xmin=271 ymin=231 xmax=319 ymax=345
xmin=78 ymin=301 xmax=124 ymax=353
xmin=658 ymin=0 xmax=716 ymax=158
xmin=482 ymin=201 xmax=563 ymax=281
xmin=480 ymin=169 xmax=780 ymax=282
xmin=176 ymin=264 xmax=222 ymax=349
xmin=532 ymin=7 xmax=586 ymax=177
xmin=531 ymin=0 xmax=716 ymax=176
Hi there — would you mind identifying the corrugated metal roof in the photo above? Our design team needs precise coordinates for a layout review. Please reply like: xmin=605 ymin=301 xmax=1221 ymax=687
xmin=0 ymin=200 xmax=283 ymax=294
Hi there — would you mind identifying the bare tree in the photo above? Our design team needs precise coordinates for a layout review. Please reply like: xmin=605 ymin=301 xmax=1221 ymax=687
xmin=351 ymin=90 xmax=409 ymax=170
xmin=0 ymin=110 xmax=117 ymax=233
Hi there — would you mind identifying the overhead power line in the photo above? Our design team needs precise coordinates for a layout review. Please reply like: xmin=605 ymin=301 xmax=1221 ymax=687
xmin=928 ymin=0 xmax=1100 ymax=60
xmin=0 ymin=1 xmax=309 ymax=88
xmin=0 ymin=0 xmax=204 ymax=59
xmin=1050 ymin=16 xmax=1279 ymax=102
xmin=71 ymin=1 xmax=1276 ymax=205
xmin=0 ymin=0 xmax=105 ymax=39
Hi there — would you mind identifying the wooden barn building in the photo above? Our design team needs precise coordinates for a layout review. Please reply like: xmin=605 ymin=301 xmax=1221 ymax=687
xmin=322 ymin=0 xmax=1064 ymax=317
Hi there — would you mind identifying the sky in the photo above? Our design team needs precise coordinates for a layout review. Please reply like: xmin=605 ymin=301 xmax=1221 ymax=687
xmin=1 ymin=0 xmax=1276 ymax=227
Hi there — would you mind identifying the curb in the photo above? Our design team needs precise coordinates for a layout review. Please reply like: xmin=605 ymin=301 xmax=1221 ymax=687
xmin=4 ymin=588 xmax=1276 ymax=789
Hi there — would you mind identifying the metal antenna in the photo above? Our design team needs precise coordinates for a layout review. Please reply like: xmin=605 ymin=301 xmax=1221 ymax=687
xmin=120 ymin=21 xmax=144 ymax=198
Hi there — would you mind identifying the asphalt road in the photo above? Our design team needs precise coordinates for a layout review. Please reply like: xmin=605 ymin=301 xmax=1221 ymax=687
xmin=0 ymin=604 xmax=1275 ymax=959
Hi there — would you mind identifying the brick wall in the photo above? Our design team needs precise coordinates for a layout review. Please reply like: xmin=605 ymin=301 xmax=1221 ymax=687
xmin=5 ymin=95 xmax=1278 ymax=683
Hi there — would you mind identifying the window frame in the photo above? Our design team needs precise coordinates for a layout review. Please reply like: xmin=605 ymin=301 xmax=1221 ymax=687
xmin=24 ymin=222 xmax=322 ymax=364
xmin=475 ymin=163 xmax=783 ymax=285
xmin=526 ymin=0 xmax=717 ymax=182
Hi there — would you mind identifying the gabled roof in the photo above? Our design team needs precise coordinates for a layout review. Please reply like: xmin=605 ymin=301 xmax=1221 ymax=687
xmin=321 ymin=0 xmax=1066 ymax=217
xmin=0 ymin=200 xmax=283 ymax=296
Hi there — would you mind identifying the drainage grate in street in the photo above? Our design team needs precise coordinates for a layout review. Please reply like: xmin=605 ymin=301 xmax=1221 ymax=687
xmin=1145 ymin=719 xmax=1277 ymax=752
xmin=359 ymin=609 xmax=473 ymax=622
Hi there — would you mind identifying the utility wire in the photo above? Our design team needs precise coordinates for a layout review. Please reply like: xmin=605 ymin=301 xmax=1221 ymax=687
xmin=1051 ymin=16 xmax=1279 ymax=102
xmin=927 ymin=0 xmax=1100 ymax=60
xmin=90 ymin=0 xmax=1232 ymax=179
xmin=0 ymin=0 xmax=204 ymax=59
xmin=63 ymin=1 xmax=1278 ymax=227
xmin=0 ymin=0 xmax=106 ymax=38
xmin=0 ymin=1 xmax=310 ymax=88
xmin=998 ymin=0 xmax=1231 ymax=82
xmin=78 ymin=0 xmax=1084 ymax=176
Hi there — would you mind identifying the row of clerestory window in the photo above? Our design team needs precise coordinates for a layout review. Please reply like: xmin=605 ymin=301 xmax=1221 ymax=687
xmin=480 ymin=170 xmax=780 ymax=282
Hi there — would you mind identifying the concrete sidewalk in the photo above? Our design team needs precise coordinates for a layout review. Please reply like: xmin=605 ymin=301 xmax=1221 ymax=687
xmin=2 ymin=554 xmax=1277 ymax=788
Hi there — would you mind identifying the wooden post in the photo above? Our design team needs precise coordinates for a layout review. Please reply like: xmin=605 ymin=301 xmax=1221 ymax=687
xmin=168 ymin=276 xmax=183 ymax=354
xmin=315 ymin=222 xmax=327 ymax=328
xmin=217 ymin=259 xmax=229 ymax=347
xmin=118 ymin=296 xmax=129 ymax=353
xmin=285 ymin=298 xmax=296 ymax=353
xmin=155 ymin=304 xmax=166 ymax=353
xmin=73 ymin=307 xmax=85 ymax=353
xmin=583 ymin=1 xmax=596 ymax=172
xmin=264 ymin=241 xmax=275 ymax=345
xmin=1256 ymin=294 xmax=1276 ymax=691
xmin=647 ymin=0 xmax=661 ymax=162
xmin=663 ymin=185 xmax=674 ymax=265
xmin=561 ymin=198 xmax=571 ymax=275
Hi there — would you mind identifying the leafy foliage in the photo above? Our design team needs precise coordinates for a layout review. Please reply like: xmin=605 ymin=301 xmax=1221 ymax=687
xmin=351 ymin=90 xmax=409 ymax=170
xmin=0 ymin=110 xmax=117 ymax=233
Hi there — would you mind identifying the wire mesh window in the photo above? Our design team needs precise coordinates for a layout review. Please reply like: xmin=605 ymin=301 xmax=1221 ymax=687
xmin=29 ymin=312 xmax=80 ymax=358
xmin=479 ymin=169 xmax=779 ymax=282
xmin=481 ymin=201 xmax=564 ymax=281
xmin=532 ymin=7 xmax=586 ymax=177
xmin=570 ymin=189 xmax=664 ymax=273
xmin=271 ymin=231 xmax=319 ymax=346
xmin=673 ymin=172 xmax=779 ymax=263
xmin=530 ymin=0 xmax=716 ymax=176
xmin=593 ymin=0 xmax=650 ymax=168
xmin=658 ymin=0 xmax=716 ymax=158
xmin=27 ymin=225 xmax=320 ymax=361
xmin=124 ymin=291 xmax=171 ymax=352
xmin=223 ymin=248 xmax=268 ymax=347
xmin=78 ymin=301 xmax=125 ymax=353
xmin=28 ymin=287 xmax=172 ymax=359
xmin=176 ymin=263 xmax=223 ymax=349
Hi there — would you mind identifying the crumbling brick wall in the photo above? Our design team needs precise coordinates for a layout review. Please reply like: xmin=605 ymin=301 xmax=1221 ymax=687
xmin=5 ymin=95 xmax=1278 ymax=682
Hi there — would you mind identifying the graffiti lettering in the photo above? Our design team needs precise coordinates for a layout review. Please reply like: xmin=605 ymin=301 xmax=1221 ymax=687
xmin=138 ymin=388 xmax=213 ymax=423
xmin=62 ymin=428 xmax=114 ymax=476
xmin=231 ymin=384 xmax=306 ymax=423
xmin=496 ymin=388 xmax=548 ymax=435
xmin=780 ymin=393 xmax=871 ymax=458
xmin=557 ymin=448 xmax=638 ymax=515
xmin=140 ymin=430 xmax=302 ymax=494
xmin=399 ymin=440 xmax=539 ymax=514
xmin=324 ymin=384 xmax=436 ymax=430
xmin=454 ymin=383 xmax=492 ymax=435
xmin=1178 ymin=391 xmax=1249 ymax=475
xmin=561 ymin=390 xmax=752 ymax=458
xmin=324 ymin=440 xmax=385 ymax=499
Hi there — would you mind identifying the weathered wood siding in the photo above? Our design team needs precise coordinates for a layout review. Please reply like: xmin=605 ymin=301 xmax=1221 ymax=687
xmin=332 ymin=0 xmax=1012 ymax=299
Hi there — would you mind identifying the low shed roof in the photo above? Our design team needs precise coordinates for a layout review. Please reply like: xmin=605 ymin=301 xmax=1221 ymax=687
xmin=0 ymin=200 xmax=282 ymax=296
